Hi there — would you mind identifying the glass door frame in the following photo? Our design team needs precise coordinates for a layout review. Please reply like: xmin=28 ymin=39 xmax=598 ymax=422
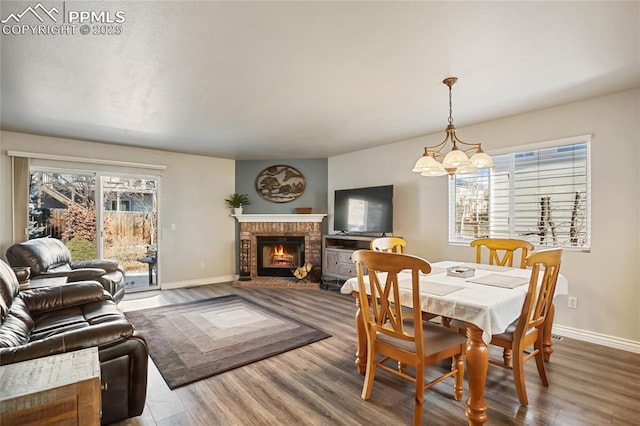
xmin=29 ymin=165 xmax=162 ymax=292
xmin=96 ymin=171 xmax=161 ymax=292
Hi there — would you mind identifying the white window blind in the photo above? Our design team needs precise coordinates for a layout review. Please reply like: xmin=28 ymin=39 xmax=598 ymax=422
xmin=450 ymin=139 xmax=590 ymax=250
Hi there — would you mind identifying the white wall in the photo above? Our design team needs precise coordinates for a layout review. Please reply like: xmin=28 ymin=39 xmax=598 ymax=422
xmin=0 ymin=131 xmax=237 ymax=287
xmin=329 ymin=89 xmax=640 ymax=348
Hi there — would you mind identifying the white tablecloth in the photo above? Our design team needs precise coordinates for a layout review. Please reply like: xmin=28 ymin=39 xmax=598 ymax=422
xmin=340 ymin=260 xmax=569 ymax=345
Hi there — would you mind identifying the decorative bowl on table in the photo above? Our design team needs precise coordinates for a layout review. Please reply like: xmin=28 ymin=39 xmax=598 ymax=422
xmin=446 ymin=266 xmax=475 ymax=278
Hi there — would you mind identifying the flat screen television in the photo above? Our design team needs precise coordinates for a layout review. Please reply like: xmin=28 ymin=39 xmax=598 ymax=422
xmin=333 ymin=185 xmax=393 ymax=234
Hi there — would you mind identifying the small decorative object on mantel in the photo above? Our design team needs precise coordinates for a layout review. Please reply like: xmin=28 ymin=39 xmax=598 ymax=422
xmin=255 ymin=165 xmax=306 ymax=203
xmin=225 ymin=193 xmax=250 ymax=215
xmin=295 ymin=207 xmax=312 ymax=214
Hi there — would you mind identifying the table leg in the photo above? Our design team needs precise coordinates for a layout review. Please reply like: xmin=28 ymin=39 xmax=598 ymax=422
xmin=148 ymin=263 xmax=153 ymax=285
xmin=465 ymin=324 xmax=489 ymax=426
xmin=353 ymin=294 xmax=367 ymax=374
xmin=542 ymin=303 xmax=555 ymax=361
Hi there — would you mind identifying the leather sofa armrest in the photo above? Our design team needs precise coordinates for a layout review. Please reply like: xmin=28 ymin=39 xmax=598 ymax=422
xmin=32 ymin=270 xmax=72 ymax=279
xmin=71 ymin=259 xmax=121 ymax=274
xmin=19 ymin=281 xmax=108 ymax=313
xmin=64 ymin=268 xmax=108 ymax=282
xmin=36 ymin=268 xmax=106 ymax=281
xmin=0 ymin=319 xmax=134 ymax=365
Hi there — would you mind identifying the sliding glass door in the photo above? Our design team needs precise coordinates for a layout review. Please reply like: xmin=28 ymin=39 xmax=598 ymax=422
xmin=101 ymin=176 xmax=159 ymax=290
xmin=28 ymin=169 xmax=160 ymax=292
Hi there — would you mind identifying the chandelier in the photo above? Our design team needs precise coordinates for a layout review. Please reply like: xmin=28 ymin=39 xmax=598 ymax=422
xmin=412 ymin=77 xmax=493 ymax=177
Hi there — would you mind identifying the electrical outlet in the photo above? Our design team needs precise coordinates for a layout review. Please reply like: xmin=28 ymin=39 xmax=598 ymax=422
xmin=568 ymin=296 xmax=578 ymax=309
xmin=171 ymin=223 xmax=176 ymax=231
xmin=200 ymin=261 xmax=205 ymax=269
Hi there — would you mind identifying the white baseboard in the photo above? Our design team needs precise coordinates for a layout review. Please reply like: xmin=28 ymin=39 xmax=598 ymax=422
xmin=553 ymin=324 xmax=640 ymax=354
xmin=161 ymin=275 xmax=236 ymax=290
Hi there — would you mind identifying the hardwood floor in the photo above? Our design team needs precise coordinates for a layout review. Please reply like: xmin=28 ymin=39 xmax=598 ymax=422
xmin=115 ymin=284 xmax=640 ymax=426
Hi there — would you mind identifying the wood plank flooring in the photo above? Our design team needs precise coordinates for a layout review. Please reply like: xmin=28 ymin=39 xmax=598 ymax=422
xmin=114 ymin=284 xmax=640 ymax=426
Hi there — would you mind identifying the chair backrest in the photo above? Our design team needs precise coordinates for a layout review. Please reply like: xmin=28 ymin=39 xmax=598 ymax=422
xmin=6 ymin=238 xmax=72 ymax=276
xmin=352 ymin=250 xmax=431 ymax=356
xmin=514 ymin=248 xmax=563 ymax=337
xmin=470 ymin=238 xmax=534 ymax=269
xmin=370 ymin=237 xmax=406 ymax=254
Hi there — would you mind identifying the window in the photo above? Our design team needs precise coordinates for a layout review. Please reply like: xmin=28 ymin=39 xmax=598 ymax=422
xmin=449 ymin=136 xmax=590 ymax=250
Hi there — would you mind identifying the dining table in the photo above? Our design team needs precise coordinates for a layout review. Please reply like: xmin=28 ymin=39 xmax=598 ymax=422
xmin=340 ymin=260 xmax=569 ymax=426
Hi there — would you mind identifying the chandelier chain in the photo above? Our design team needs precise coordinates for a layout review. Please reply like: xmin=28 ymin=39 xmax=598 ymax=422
xmin=448 ymin=84 xmax=454 ymax=125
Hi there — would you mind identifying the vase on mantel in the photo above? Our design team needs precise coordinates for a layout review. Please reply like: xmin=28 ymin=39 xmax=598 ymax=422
xmin=233 ymin=207 xmax=243 ymax=215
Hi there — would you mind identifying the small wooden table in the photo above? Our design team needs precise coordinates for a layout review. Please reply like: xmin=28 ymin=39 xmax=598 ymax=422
xmin=0 ymin=347 xmax=101 ymax=425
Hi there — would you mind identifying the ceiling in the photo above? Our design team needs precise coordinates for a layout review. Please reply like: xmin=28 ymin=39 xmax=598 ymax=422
xmin=1 ymin=1 xmax=638 ymax=160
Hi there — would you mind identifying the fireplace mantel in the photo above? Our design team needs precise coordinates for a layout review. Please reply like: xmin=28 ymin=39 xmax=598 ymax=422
xmin=233 ymin=214 xmax=326 ymax=223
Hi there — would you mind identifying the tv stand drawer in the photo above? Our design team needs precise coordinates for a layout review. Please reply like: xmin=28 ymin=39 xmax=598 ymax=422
xmin=337 ymin=264 xmax=356 ymax=277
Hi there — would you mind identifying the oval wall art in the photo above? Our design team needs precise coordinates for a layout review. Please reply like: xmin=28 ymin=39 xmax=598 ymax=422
xmin=255 ymin=165 xmax=306 ymax=203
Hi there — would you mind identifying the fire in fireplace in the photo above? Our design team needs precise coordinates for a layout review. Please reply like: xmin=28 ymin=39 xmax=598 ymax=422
xmin=256 ymin=236 xmax=305 ymax=277
xmin=270 ymin=245 xmax=294 ymax=266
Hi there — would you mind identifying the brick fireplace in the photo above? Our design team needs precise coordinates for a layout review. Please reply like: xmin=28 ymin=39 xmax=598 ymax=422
xmin=234 ymin=214 xmax=326 ymax=282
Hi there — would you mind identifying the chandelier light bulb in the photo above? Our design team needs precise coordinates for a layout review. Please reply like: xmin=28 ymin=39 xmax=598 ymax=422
xmin=412 ymin=155 xmax=440 ymax=172
xmin=470 ymin=151 xmax=494 ymax=168
xmin=421 ymin=171 xmax=448 ymax=177
xmin=442 ymin=149 xmax=471 ymax=168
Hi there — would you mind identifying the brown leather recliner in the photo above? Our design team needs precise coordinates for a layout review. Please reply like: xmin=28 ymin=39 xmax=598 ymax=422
xmin=0 ymin=259 xmax=147 ymax=425
xmin=6 ymin=237 xmax=126 ymax=303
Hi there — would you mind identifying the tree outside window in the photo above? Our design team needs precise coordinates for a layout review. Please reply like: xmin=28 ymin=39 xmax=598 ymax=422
xmin=450 ymin=139 xmax=590 ymax=250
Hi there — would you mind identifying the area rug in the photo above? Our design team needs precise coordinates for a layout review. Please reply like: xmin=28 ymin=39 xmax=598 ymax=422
xmin=232 ymin=277 xmax=320 ymax=288
xmin=124 ymin=295 xmax=331 ymax=389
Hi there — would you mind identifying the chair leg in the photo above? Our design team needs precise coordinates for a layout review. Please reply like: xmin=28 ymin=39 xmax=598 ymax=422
xmin=453 ymin=353 xmax=464 ymax=401
xmin=413 ymin=365 xmax=425 ymax=426
xmin=512 ymin=347 xmax=529 ymax=406
xmin=361 ymin=346 xmax=377 ymax=400
xmin=534 ymin=337 xmax=549 ymax=386
xmin=503 ymin=348 xmax=512 ymax=366
xmin=441 ymin=316 xmax=451 ymax=328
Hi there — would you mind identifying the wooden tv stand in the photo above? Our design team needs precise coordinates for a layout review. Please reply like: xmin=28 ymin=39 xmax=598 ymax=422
xmin=321 ymin=234 xmax=376 ymax=287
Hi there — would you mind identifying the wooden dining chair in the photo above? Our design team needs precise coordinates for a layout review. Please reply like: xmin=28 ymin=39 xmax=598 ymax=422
xmin=370 ymin=237 xmax=406 ymax=253
xmin=470 ymin=238 xmax=534 ymax=269
xmin=352 ymin=250 xmax=467 ymax=425
xmin=371 ymin=236 xmax=438 ymax=324
xmin=452 ymin=247 xmax=563 ymax=406
xmin=468 ymin=238 xmax=536 ymax=361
